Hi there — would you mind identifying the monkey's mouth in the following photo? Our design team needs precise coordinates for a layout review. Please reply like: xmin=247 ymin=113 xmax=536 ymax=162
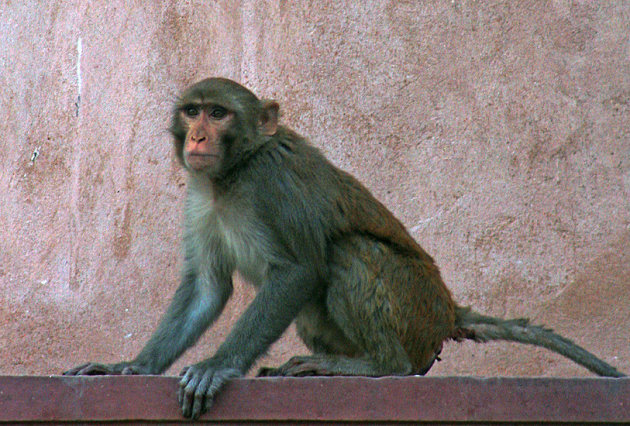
xmin=187 ymin=153 xmax=218 ymax=158
xmin=186 ymin=153 xmax=219 ymax=170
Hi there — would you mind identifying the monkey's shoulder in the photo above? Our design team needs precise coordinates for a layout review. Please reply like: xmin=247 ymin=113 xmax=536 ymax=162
xmin=254 ymin=127 xmax=329 ymax=168
xmin=260 ymin=129 xmax=428 ymax=258
xmin=245 ymin=130 xmax=339 ymax=209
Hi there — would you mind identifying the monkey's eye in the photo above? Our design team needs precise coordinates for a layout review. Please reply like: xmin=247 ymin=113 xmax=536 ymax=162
xmin=184 ymin=106 xmax=200 ymax=117
xmin=210 ymin=106 xmax=227 ymax=119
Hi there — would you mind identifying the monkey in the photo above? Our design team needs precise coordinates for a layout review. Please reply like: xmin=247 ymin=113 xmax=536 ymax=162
xmin=64 ymin=78 xmax=625 ymax=419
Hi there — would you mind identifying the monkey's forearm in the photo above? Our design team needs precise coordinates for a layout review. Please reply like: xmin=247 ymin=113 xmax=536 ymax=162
xmin=134 ymin=272 xmax=233 ymax=373
xmin=212 ymin=265 xmax=320 ymax=373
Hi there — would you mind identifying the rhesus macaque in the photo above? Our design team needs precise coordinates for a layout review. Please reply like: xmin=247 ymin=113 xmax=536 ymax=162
xmin=65 ymin=78 xmax=625 ymax=419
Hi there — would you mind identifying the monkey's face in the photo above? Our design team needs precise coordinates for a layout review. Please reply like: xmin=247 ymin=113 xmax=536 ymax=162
xmin=170 ymin=78 xmax=279 ymax=177
xmin=177 ymin=103 xmax=234 ymax=173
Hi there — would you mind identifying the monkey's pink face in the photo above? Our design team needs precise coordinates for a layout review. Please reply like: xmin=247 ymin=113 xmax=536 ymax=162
xmin=181 ymin=104 xmax=234 ymax=172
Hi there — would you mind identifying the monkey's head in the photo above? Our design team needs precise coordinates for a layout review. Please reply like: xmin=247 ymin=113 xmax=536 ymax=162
xmin=170 ymin=78 xmax=279 ymax=177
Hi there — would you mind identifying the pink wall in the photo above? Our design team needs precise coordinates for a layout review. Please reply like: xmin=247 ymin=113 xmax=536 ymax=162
xmin=1 ymin=1 xmax=628 ymax=377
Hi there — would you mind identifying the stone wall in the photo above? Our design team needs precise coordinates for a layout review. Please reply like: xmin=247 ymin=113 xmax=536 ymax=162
xmin=1 ymin=1 xmax=628 ymax=376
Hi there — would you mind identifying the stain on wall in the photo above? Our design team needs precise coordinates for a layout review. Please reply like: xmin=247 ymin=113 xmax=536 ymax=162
xmin=0 ymin=1 xmax=628 ymax=376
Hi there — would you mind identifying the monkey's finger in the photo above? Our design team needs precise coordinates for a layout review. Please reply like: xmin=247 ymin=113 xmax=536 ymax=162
xmin=207 ymin=373 xmax=226 ymax=399
xmin=66 ymin=363 xmax=116 ymax=376
xmin=121 ymin=366 xmax=139 ymax=375
xmin=257 ymin=366 xmax=286 ymax=377
xmin=256 ymin=367 xmax=274 ymax=377
xmin=191 ymin=373 xmax=213 ymax=420
xmin=285 ymin=360 xmax=321 ymax=376
xmin=181 ymin=371 xmax=203 ymax=418
xmin=63 ymin=363 xmax=92 ymax=375
xmin=177 ymin=369 xmax=193 ymax=406
xmin=200 ymin=376 xmax=223 ymax=415
xmin=177 ymin=385 xmax=183 ymax=406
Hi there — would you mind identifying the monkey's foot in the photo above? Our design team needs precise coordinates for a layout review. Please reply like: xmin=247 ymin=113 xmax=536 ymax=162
xmin=63 ymin=362 xmax=149 ymax=376
xmin=257 ymin=355 xmax=337 ymax=377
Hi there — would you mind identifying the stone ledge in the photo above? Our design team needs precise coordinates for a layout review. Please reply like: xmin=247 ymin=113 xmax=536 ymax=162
xmin=0 ymin=375 xmax=628 ymax=424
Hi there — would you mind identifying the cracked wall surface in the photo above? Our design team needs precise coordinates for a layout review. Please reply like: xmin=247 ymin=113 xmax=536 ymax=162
xmin=0 ymin=1 xmax=628 ymax=376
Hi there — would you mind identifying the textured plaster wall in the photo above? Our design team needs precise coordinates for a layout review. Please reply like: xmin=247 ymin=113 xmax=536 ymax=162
xmin=1 ymin=1 xmax=628 ymax=377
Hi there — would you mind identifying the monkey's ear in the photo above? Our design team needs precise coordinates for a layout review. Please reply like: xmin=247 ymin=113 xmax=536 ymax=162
xmin=259 ymin=100 xmax=279 ymax=136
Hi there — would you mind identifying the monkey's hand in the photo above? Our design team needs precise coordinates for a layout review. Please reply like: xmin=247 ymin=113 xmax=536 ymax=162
xmin=63 ymin=361 xmax=152 ymax=376
xmin=178 ymin=359 xmax=242 ymax=419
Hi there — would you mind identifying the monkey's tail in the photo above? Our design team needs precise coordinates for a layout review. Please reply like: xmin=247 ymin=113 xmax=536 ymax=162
xmin=453 ymin=306 xmax=626 ymax=377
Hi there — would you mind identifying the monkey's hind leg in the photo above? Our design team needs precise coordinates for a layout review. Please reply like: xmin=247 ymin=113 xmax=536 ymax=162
xmin=258 ymin=294 xmax=410 ymax=377
xmin=257 ymin=299 xmax=363 ymax=377
xmin=261 ymin=236 xmax=430 ymax=377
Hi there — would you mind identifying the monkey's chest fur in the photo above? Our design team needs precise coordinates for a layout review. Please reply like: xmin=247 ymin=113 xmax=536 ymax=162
xmin=184 ymin=178 xmax=278 ymax=286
